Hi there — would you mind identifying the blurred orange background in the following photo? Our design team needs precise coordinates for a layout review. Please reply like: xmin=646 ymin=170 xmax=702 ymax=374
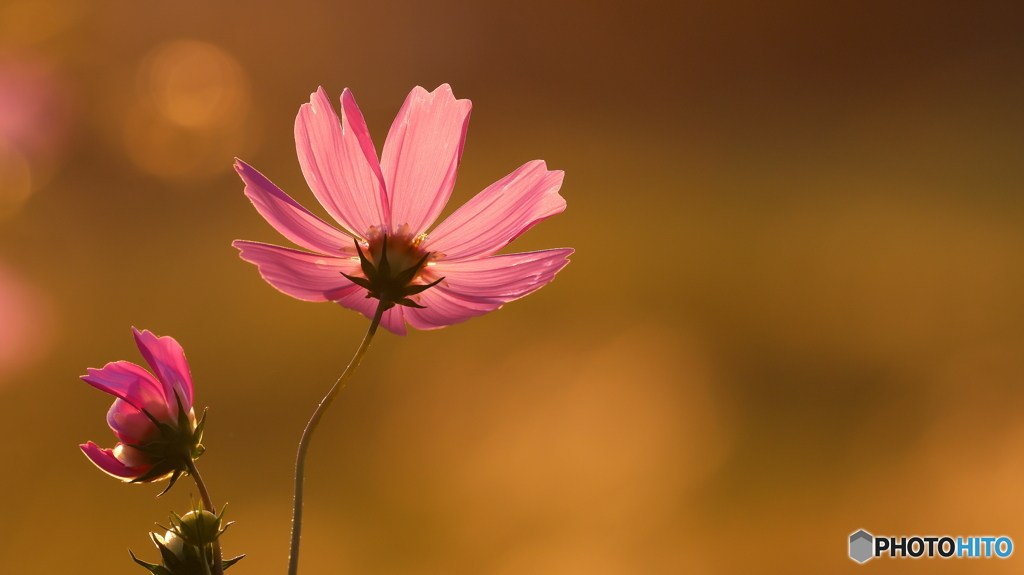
xmin=1 ymin=1 xmax=1023 ymax=573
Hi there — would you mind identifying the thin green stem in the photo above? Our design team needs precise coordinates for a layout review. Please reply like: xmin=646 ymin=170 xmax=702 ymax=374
xmin=186 ymin=458 xmax=224 ymax=575
xmin=287 ymin=298 xmax=389 ymax=575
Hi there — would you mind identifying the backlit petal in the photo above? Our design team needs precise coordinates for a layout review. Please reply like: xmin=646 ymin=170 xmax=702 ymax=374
xmin=106 ymin=398 xmax=159 ymax=445
xmin=425 ymin=160 xmax=565 ymax=261
xmin=81 ymin=361 xmax=169 ymax=419
xmin=132 ymin=328 xmax=193 ymax=410
xmin=295 ymin=87 xmax=388 ymax=236
xmin=233 ymin=241 xmax=360 ymax=302
xmin=381 ymin=84 xmax=471 ymax=235
xmin=431 ymin=248 xmax=573 ymax=299
xmin=235 ymin=159 xmax=354 ymax=256
xmin=403 ymin=287 xmax=502 ymax=330
xmin=80 ymin=442 xmax=148 ymax=481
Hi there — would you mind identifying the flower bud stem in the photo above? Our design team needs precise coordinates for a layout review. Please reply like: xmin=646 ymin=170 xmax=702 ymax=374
xmin=186 ymin=458 xmax=224 ymax=575
xmin=288 ymin=297 xmax=389 ymax=575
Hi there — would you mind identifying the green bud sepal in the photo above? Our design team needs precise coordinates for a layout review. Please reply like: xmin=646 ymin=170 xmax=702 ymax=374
xmin=127 ymin=392 xmax=207 ymax=496
xmin=129 ymin=501 xmax=244 ymax=574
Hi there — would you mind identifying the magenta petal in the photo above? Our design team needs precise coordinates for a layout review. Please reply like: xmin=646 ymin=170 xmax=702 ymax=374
xmin=233 ymin=241 xmax=361 ymax=302
xmin=380 ymin=84 xmax=472 ymax=235
xmin=407 ymin=249 xmax=571 ymax=329
xmin=235 ymin=159 xmax=354 ymax=257
xmin=295 ymin=87 xmax=388 ymax=237
xmin=431 ymin=248 xmax=573 ymax=299
xmin=424 ymin=160 xmax=566 ymax=261
xmin=404 ymin=288 xmax=502 ymax=330
xmin=107 ymin=398 xmax=158 ymax=444
xmin=80 ymin=442 xmax=147 ymax=481
xmin=132 ymin=328 xmax=193 ymax=411
xmin=81 ymin=361 xmax=168 ymax=413
xmin=333 ymin=288 xmax=408 ymax=336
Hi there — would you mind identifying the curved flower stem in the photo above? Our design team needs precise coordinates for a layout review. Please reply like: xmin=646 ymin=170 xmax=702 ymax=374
xmin=186 ymin=458 xmax=224 ymax=575
xmin=288 ymin=298 xmax=389 ymax=575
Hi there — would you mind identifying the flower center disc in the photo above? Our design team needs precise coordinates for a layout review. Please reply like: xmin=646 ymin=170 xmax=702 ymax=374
xmin=343 ymin=224 xmax=446 ymax=309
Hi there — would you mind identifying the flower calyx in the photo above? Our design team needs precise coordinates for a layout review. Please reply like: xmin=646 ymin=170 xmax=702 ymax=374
xmin=341 ymin=234 xmax=444 ymax=309
xmin=130 ymin=503 xmax=244 ymax=575
xmin=128 ymin=392 xmax=207 ymax=496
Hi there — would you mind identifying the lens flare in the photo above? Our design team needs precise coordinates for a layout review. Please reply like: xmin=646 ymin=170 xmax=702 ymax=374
xmin=124 ymin=40 xmax=255 ymax=181
xmin=0 ymin=261 xmax=54 ymax=385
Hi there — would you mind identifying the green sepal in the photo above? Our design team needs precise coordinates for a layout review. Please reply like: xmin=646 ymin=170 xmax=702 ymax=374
xmin=194 ymin=408 xmax=208 ymax=444
xmin=377 ymin=234 xmax=392 ymax=278
xmin=354 ymin=241 xmax=376 ymax=281
xmin=222 ymin=554 xmax=245 ymax=569
xmin=346 ymin=235 xmax=445 ymax=309
xmin=341 ymin=272 xmax=373 ymax=290
xmin=123 ymin=391 xmax=206 ymax=494
xmin=129 ymin=549 xmax=173 ymax=575
xmin=392 ymin=252 xmax=431 ymax=286
xmin=151 ymin=535 xmax=182 ymax=569
xmin=395 ymin=297 xmax=426 ymax=308
xmin=155 ymin=470 xmax=183 ymax=497
xmin=403 ymin=276 xmax=445 ymax=296
xmin=173 ymin=392 xmax=190 ymax=433
xmin=133 ymin=403 xmax=167 ymax=430
xmin=129 ymin=458 xmax=180 ymax=485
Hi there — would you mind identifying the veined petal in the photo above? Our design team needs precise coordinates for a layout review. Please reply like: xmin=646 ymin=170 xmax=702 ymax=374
xmin=295 ymin=87 xmax=388 ymax=236
xmin=332 ymin=288 xmax=408 ymax=336
xmin=235 ymin=159 xmax=354 ymax=257
xmin=106 ymin=398 xmax=159 ymax=445
xmin=431 ymin=248 xmax=573 ymax=299
xmin=404 ymin=248 xmax=571 ymax=329
xmin=80 ymin=442 xmax=148 ymax=481
xmin=132 ymin=328 xmax=193 ymax=410
xmin=425 ymin=161 xmax=565 ymax=261
xmin=381 ymin=84 xmax=472 ymax=235
xmin=233 ymin=241 xmax=361 ymax=302
xmin=81 ymin=362 xmax=169 ymax=418
xmin=403 ymin=288 xmax=502 ymax=330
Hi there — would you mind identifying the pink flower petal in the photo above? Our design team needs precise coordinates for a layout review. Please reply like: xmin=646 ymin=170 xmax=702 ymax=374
xmin=233 ymin=241 xmax=360 ymax=302
xmin=235 ymin=159 xmax=354 ymax=257
xmin=424 ymin=160 xmax=566 ymax=261
xmin=295 ymin=87 xmax=389 ymax=237
xmin=432 ymin=248 xmax=574 ymax=299
xmin=132 ymin=328 xmax=193 ymax=411
xmin=406 ymin=248 xmax=571 ymax=329
xmin=80 ymin=441 xmax=148 ymax=481
xmin=81 ymin=361 xmax=171 ymax=420
xmin=380 ymin=84 xmax=472 ymax=235
xmin=106 ymin=398 xmax=158 ymax=445
xmin=332 ymin=288 xmax=407 ymax=336
xmin=403 ymin=287 xmax=502 ymax=330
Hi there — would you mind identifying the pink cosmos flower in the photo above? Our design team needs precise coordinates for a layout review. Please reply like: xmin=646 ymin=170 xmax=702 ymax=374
xmin=80 ymin=328 xmax=204 ymax=486
xmin=232 ymin=84 xmax=572 ymax=335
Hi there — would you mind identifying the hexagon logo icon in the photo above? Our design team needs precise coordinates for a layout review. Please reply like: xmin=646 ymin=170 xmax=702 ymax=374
xmin=850 ymin=530 xmax=873 ymax=563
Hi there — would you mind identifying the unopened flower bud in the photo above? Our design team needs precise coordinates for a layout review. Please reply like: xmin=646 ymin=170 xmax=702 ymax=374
xmin=175 ymin=510 xmax=222 ymax=548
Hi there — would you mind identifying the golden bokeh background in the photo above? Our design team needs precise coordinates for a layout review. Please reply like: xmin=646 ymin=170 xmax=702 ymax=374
xmin=1 ymin=1 xmax=1023 ymax=573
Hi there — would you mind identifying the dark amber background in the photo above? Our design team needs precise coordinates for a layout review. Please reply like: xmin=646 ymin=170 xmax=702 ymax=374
xmin=1 ymin=1 xmax=1023 ymax=573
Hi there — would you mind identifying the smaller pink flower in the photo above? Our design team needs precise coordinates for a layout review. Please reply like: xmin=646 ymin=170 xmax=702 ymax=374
xmin=80 ymin=328 xmax=204 ymax=488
